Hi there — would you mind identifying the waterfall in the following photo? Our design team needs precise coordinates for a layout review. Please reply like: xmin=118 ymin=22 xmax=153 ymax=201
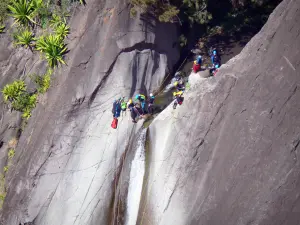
xmin=125 ymin=129 xmax=147 ymax=225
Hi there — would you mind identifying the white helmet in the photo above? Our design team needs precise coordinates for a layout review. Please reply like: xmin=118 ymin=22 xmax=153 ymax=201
xmin=150 ymin=93 xmax=153 ymax=97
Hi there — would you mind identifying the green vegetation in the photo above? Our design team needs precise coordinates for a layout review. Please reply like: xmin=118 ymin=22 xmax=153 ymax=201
xmin=36 ymin=34 xmax=67 ymax=68
xmin=130 ymin=0 xmax=281 ymax=30
xmin=31 ymin=69 xmax=52 ymax=94
xmin=0 ymin=173 xmax=6 ymax=208
xmin=130 ymin=0 xmax=212 ymax=24
xmin=8 ymin=0 xmax=36 ymax=26
xmin=54 ymin=23 xmax=70 ymax=39
xmin=2 ymin=80 xmax=26 ymax=103
xmin=0 ymin=137 xmax=18 ymax=208
xmin=50 ymin=13 xmax=65 ymax=28
xmin=2 ymin=80 xmax=37 ymax=119
xmin=13 ymin=28 xmax=34 ymax=49
xmin=8 ymin=149 xmax=15 ymax=159
xmin=1 ymin=0 xmax=82 ymax=119
xmin=0 ymin=25 xmax=5 ymax=33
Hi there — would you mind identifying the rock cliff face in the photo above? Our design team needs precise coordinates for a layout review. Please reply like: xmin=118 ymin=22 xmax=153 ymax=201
xmin=1 ymin=0 xmax=299 ymax=224
xmin=0 ymin=0 xmax=179 ymax=224
xmin=142 ymin=0 xmax=300 ymax=224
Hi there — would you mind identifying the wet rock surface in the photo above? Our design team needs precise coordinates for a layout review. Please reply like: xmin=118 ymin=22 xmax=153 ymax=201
xmin=142 ymin=0 xmax=300 ymax=224
xmin=0 ymin=0 xmax=299 ymax=224
xmin=0 ymin=0 xmax=179 ymax=224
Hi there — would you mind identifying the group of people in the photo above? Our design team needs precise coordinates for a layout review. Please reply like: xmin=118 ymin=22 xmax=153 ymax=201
xmin=111 ymin=48 xmax=221 ymax=128
xmin=112 ymin=93 xmax=155 ymax=126
xmin=193 ymin=48 xmax=221 ymax=75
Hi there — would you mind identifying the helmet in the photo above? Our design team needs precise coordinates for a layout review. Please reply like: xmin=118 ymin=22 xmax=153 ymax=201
xmin=213 ymin=50 xmax=217 ymax=55
xmin=128 ymin=99 xmax=132 ymax=104
xmin=150 ymin=93 xmax=153 ymax=97
xmin=174 ymin=81 xmax=178 ymax=86
xmin=135 ymin=94 xmax=139 ymax=99
xmin=197 ymin=55 xmax=202 ymax=59
xmin=194 ymin=60 xmax=197 ymax=64
xmin=215 ymin=64 xmax=219 ymax=69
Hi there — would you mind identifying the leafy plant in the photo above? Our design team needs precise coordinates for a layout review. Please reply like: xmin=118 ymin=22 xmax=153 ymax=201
xmin=55 ymin=23 xmax=70 ymax=39
xmin=8 ymin=149 xmax=15 ymax=159
xmin=158 ymin=4 xmax=179 ymax=23
xmin=49 ymin=13 xmax=63 ymax=28
xmin=3 ymin=166 xmax=9 ymax=173
xmin=30 ymin=0 xmax=43 ymax=12
xmin=32 ymin=0 xmax=51 ymax=28
xmin=36 ymin=34 xmax=67 ymax=67
xmin=2 ymin=80 xmax=26 ymax=103
xmin=2 ymin=80 xmax=37 ymax=119
xmin=12 ymin=92 xmax=37 ymax=112
xmin=8 ymin=0 xmax=35 ymax=26
xmin=13 ymin=29 xmax=34 ymax=49
xmin=31 ymin=72 xmax=51 ymax=93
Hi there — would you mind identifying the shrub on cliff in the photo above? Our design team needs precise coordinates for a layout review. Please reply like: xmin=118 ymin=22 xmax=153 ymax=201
xmin=130 ymin=0 xmax=211 ymax=24
xmin=36 ymin=34 xmax=67 ymax=68
xmin=13 ymin=28 xmax=34 ymax=49
xmin=54 ymin=23 xmax=70 ymax=39
xmin=31 ymin=70 xmax=52 ymax=94
xmin=2 ymin=80 xmax=37 ymax=119
xmin=8 ymin=0 xmax=36 ymax=26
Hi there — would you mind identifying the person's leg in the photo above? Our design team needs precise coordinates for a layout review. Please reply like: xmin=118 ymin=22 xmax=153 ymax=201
xmin=130 ymin=110 xmax=137 ymax=123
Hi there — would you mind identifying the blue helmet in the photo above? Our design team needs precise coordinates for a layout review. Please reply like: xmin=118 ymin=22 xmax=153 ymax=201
xmin=215 ymin=64 xmax=219 ymax=69
xmin=135 ymin=94 xmax=139 ymax=99
xmin=197 ymin=55 xmax=202 ymax=59
xmin=213 ymin=50 xmax=217 ymax=55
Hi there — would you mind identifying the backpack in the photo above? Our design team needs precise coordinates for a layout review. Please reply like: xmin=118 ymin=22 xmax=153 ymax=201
xmin=121 ymin=102 xmax=127 ymax=111
xmin=111 ymin=118 xmax=118 ymax=129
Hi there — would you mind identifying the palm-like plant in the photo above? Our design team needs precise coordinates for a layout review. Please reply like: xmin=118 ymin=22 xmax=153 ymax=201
xmin=36 ymin=34 xmax=68 ymax=68
xmin=30 ymin=0 xmax=42 ymax=13
xmin=14 ymin=29 xmax=34 ymax=49
xmin=8 ymin=0 xmax=35 ymax=26
xmin=2 ymin=80 xmax=26 ymax=103
xmin=55 ymin=23 xmax=70 ymax=39
xmin=49 ymin=14 xmax=63 ymax=28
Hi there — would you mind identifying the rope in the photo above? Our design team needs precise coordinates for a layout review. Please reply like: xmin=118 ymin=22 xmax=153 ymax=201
xmin=154 ymin=53 xmax=190 ymax=97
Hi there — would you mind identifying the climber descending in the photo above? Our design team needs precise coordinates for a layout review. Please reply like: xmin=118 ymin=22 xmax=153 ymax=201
xmin=111 ymin=98 xmax=122 ymax=129
xmin=193 ymin=55 xmax=202 ymax=73
xmin=135 ymin=94 xmax=146 ymax=115
xmin=120 ymin=97 xmax=127 ymax=116
xmin=127 ymin=99 xmax=140 ymax=123
xmin=173 ymin=91 xmax=184 ymax=109
xmin=112 ymin=98 xmax=122 ymax=118
xmin=210 ymin=49 xmax=221 ymax=68
xmin=148 ymin=93 xmax=155 ymax=115
xmin=174 ymin=80 xmax=185 ymax=92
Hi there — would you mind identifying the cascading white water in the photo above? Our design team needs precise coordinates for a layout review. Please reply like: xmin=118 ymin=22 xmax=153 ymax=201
xmin=125 ymin=129 xmax=147 ymax=225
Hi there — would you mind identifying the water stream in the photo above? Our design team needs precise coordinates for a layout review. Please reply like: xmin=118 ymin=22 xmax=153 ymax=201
xmin=125 ymin=129 xmax=147 ymax=225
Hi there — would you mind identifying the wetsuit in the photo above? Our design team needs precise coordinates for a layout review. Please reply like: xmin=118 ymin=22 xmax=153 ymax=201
xmin=112 ymin=100 xmax=121 ymax=118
